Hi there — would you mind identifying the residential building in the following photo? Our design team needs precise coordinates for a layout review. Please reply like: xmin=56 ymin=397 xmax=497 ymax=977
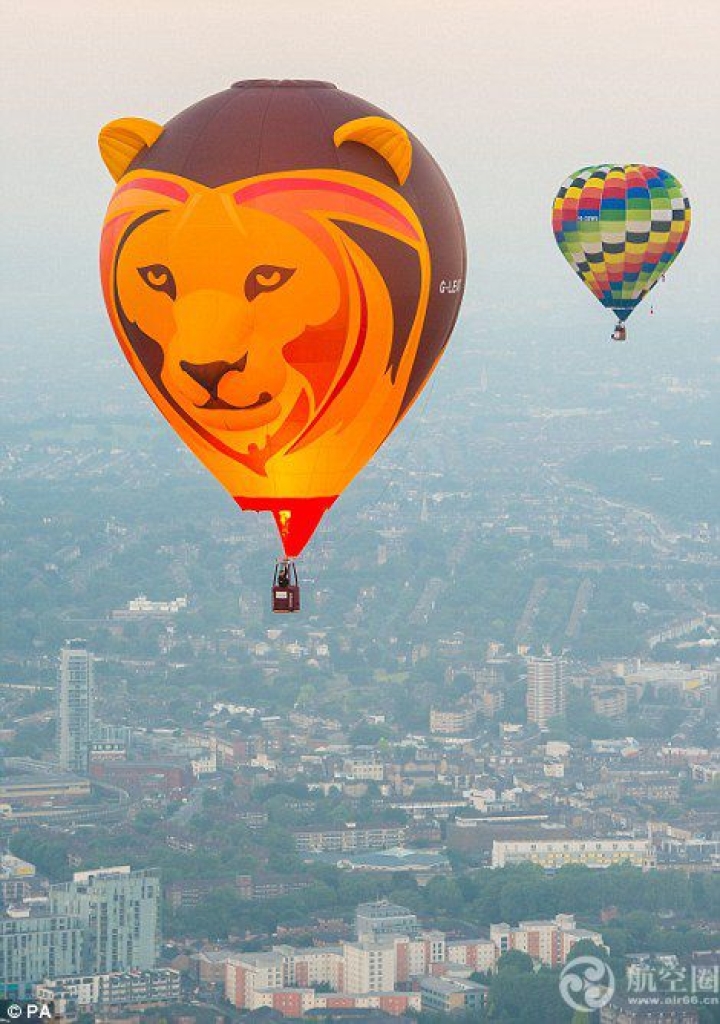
xmin=165 ymin=873 xmax=308 ymax=910
xmin=225 ymin=914 xmax=498 ymax=1009
xmin=690 ymin=762 xmax=720 ymax=784
xmin=196 ymin=948 xmax=234 ymax=986
xmin=344 ymin=939 xmax=397 ymax=994
xmin=226 ymin=952 xmax=286 ymax=1008
xmin=251 ymin=987 xmax=318 ymax=1017
xmin=420 ymin=976 xmax=487 ymax=1013
xmin=0 ymin=853 xmax=35 ymax=881
xmin=50 ymin=866 xmax=160 ymax=973
xmin=35 ymin=968 xmax=180 ymax=1015
xmin=0 ymin=854 xmax=36 ymax=908
xmin=490 ymin=914 xmax=604 ymax=967
xmin=492 ymin=838 xmax=655 ymax=870
xmin=57 ymin=640 xmax=94 ymax=773
xmin=166 ymin=876 xmax=236 ymax=910
xmin=478 ymin=689 xmax=505 ymax=718
xmin=252 ymin=988 xmax=421 ymax=1017
xmin=342 ymin=758 xmax=385 ymax=782
xmin=655 ymin=835 xmax=720 ymax=870
xmin=387 ymin=798 xmax=466 ymax=820
xmin=370 ymin=931 xmax=445 ymax=984
xmin=526 ymin=653 xmax=566 ymax=728
xmin=276 ymin=944 xmax=344 ymax=990
xmin=226 ymin=932 xmax=447 ymax=1011
xmin=600 ymin=999 xmax=699 ymax=1023
xmin=250 ymin=874 xmax=311 ymax=900
xmin=0 ymin=878 xmax=31 ymax=906
xmin=591 ymin=687 xmax=629 ymax=719
xmin=356 ymin=900 xmax=420 ymax=942
xmin=429 ymin=707 xmax=477 ymax=735
xmin=292 ymin=824 xmax=406 ymax=853
xmin=88 ymin=724 xmax=131 ymax=765
xmin=446 ymin=938 xmax=497 ymax=972
xmin=0 ymin=909 xmax=84 ymax=998
xmin=223 ymin=906 xmax=605 ymax=1018
xmin=113 ymin=594 xmax=188 ymax=618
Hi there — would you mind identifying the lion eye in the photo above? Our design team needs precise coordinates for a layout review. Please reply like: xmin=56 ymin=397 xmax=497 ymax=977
xmin=138 ymin=264 xmax=176 ymax=300
xmin=244 ymin=264 xmax=295 ymax=302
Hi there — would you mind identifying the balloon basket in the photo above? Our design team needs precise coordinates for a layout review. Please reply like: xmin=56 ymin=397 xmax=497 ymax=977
xmin=272 ymin=559 xmax=301 ymax=614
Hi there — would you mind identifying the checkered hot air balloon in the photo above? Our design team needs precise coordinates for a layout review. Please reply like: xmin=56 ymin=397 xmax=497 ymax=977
xmin=552 ymin=165 xmax=690 ymax=341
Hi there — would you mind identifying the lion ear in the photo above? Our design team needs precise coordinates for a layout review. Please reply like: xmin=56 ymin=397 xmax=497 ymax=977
xmin=334 ymin=116 xmax=412 ymax=185
xmin=99 ymin=117 xmax=164 ymax=181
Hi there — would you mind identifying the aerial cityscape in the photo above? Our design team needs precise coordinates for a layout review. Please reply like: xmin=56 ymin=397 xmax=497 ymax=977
xmin=2 ymin=290 xmax=718 ymax=1022
xmin=2 ymin=2 xmax=719 ymax=1023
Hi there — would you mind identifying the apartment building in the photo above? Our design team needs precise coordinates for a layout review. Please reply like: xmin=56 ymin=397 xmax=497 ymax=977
xmin=292 ymin=824 xmax=406 ymax=853
xmin=490 ymin=914 xmax=604 ymax=967
xmin=492 ymin=837 xmax=655 ymax=870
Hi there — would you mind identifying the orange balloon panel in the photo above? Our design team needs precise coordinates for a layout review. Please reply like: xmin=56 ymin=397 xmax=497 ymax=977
xmin=99 ymin=82 xmax=465 ymax=556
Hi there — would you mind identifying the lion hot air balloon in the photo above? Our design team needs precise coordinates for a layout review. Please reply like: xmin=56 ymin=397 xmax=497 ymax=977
xmin=99 ymin=80 xmax=465 ymax=611
xmin=552 ymin=165 xmax=690 ymax=341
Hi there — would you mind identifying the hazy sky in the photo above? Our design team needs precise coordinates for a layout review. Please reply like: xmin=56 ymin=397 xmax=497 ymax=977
xmin=3 ymin=0 xmax=720 ymax=336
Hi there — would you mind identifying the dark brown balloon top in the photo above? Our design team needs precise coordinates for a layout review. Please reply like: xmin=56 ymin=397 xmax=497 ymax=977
xmin=128 ymin=80 xmax=465 ymax=418
xmin=231 ymin=79 xmax=336 ymax=89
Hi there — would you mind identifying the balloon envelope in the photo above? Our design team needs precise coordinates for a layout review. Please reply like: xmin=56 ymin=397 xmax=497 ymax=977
xmin=100 ymin=81 xmax=465 ymax=558
xmin=552 ymin=164 xmax=690 ymax=323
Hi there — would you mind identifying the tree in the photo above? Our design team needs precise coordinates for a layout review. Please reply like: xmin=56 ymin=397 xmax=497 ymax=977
xmin=424 ymin=876 xmax=464 ymax=916
xmin=487 ymin=967 xmax=571 ymax=1023
xmin=569 ymin=938 xmax=608 ymax=961
xmin=496 ymin=949 xmax=534 ymax=974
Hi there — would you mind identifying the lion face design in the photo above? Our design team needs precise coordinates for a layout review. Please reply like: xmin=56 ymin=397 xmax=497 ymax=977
xmin=114 ymin=193 xmax=345 ymax=447
xmin=102 ymin=169 xmax=431 ymax=486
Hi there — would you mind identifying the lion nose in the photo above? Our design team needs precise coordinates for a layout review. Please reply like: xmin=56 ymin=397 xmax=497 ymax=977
xmin=180 ymin=353 xmax=248 ymax=395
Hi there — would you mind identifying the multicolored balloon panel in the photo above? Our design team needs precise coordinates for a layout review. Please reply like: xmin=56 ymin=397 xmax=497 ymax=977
xmin=99 ymin=81 xmax=465 ymax=558
xmin=552 ymin=164 xmax=690 ymax=322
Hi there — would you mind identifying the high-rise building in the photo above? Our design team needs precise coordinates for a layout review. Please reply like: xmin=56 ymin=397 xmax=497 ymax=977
xmin=343 ymin=939 xmax=397 ymax=994
xmin=57 ymin=640 xmax=94 ymax=773
xmin=526 ymin=653 xmax=566 ymax=729
xmin=0 ymin=909 xmax=84 ymax=998
xmin=1 ymin=866 xmax=160 ymax=998
xmin=50 ymin=866 xmax=160 ymax=974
